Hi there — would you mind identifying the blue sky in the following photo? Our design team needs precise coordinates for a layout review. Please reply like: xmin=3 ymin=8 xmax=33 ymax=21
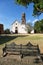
xmin=0 ymin=0 xmax=43 ymax=30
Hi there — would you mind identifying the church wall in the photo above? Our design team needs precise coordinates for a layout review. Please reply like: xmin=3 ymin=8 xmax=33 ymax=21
xmin=10 ymin=21 xmax=27 ymax=34
xmin=18 ymin=25 xmax=27 ymax=33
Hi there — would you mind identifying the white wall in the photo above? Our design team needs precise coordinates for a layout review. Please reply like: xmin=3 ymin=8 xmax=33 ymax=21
xmin=10 ymin=20 xmax=27 ymax=34
xmin=31 ymin=30 xmax=34 ymax=34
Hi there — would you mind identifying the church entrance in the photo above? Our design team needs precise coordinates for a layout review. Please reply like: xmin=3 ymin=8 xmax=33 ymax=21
xmin=15 ymin=27 xmax=18 ymax=34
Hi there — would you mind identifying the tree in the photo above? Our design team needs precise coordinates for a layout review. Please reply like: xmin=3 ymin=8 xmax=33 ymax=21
xmin=4 ymin=29 xmax=10 ymax=34
xmin=34 ymin=21 xmax=41 ymax=33
xmin=16 ymin=0 xmax=43 ymax=16
xmin=40 ymin=19 xmax=43 ymax=32
xmin=34 ymin=19 xmax=43 ymax=33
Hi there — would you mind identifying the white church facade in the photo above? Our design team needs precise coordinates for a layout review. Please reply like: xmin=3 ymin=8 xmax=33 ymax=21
xmin=10 ymin=13 xmax=28 ymax=34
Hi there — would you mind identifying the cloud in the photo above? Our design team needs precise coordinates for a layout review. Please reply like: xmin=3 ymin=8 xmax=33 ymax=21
xmin=33 ymin=19 xmax=38 ymax=24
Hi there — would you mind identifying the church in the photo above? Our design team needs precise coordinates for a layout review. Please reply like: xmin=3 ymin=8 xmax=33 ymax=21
xmin=10 ymin=13 xmax=28 ymax=34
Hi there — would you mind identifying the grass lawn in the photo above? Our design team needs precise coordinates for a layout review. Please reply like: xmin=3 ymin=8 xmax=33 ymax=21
xmin=0 ymin=34 xmax=43 ymax=56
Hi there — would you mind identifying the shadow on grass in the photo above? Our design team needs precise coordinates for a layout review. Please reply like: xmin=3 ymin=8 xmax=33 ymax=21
xmin=0 ymin=35 xmax=18 ymax=45
xmin=0 ymin=35 xmax=27 ymax=45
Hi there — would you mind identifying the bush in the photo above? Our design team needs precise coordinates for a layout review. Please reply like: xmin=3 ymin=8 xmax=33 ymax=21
xmin=4 ymin=29 xmax=10 ymax=34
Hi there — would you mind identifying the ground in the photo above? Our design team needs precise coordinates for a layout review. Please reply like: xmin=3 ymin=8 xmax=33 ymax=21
xmin=0 ymin=34 xmax=43 ymax=65
xmin=0 ymin=55 xmax=43 ymax=65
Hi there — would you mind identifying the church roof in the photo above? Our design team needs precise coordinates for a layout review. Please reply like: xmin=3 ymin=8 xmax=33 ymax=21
xmin=11 ymin=20 xmax=20 ymax=25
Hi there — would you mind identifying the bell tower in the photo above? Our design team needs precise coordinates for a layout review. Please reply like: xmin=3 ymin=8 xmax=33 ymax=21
xmin=21 ymin=13 xmax=26 ymax=24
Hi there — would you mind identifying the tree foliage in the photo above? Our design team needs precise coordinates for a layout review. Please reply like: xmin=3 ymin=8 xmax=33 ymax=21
xmin=16 ymin=0 xmax=43 ymax=16
xmin=4 ymin=29 xmax=10 ymax=34
xmin=34 ymin=19 xmax=43 ymax=33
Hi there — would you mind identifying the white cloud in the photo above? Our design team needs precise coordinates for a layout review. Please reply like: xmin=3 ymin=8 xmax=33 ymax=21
xmin=33 ymin=19 xmax=38 ymax=24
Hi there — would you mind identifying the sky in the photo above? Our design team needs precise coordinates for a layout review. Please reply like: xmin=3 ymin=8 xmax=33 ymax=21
xmin=0 ymin=0 xmax=43 ymax=30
